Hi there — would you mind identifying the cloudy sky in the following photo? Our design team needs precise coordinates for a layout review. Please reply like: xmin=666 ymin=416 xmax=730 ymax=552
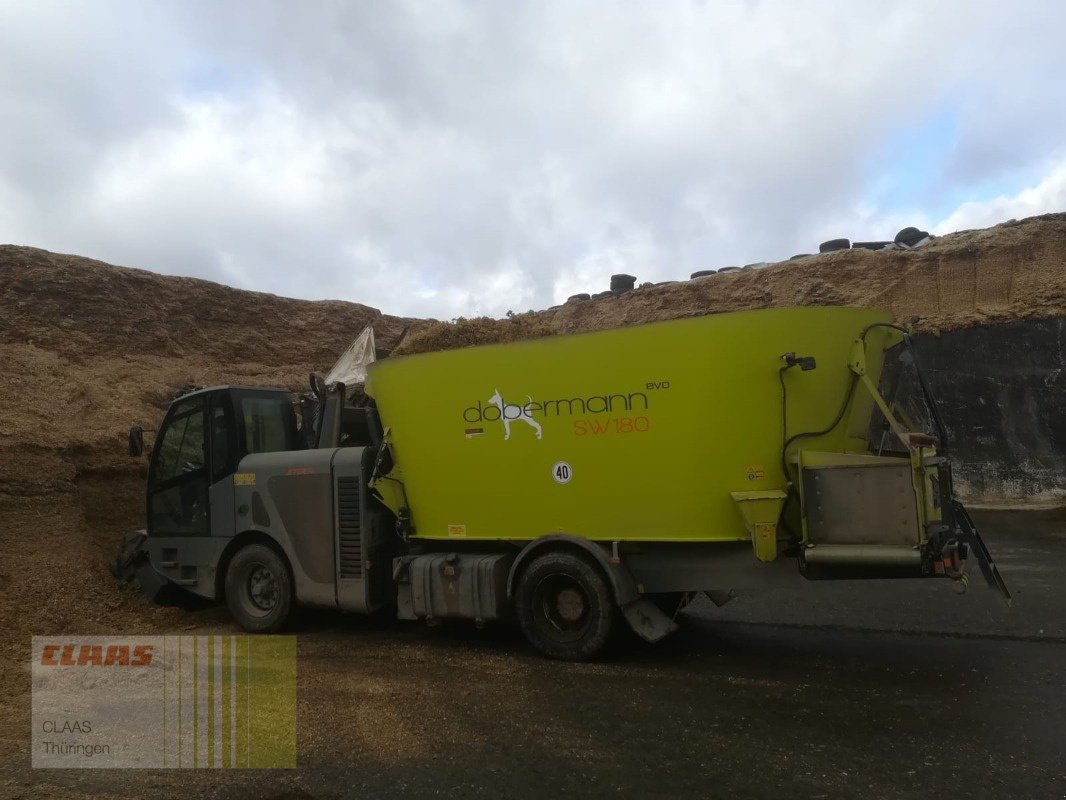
xmin=1 ymin=1 xmax=1064 ymax=319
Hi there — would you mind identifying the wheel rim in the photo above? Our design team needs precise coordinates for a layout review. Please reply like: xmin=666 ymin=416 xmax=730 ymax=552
xmin=247 ymin=565 xmax=279 ymax=612
xmin=532 ymin=573 xmax=592 ymax=643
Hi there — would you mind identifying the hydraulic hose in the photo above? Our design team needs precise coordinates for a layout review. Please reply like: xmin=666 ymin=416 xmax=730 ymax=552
xmin=777 ymin=364 xmax=858 ymax=546
xmin=780 ymin=370 xmax=858 ymax=483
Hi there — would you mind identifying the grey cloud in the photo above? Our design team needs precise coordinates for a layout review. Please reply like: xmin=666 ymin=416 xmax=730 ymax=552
xmin=1 ymin=0 xmax=1064 ymax=320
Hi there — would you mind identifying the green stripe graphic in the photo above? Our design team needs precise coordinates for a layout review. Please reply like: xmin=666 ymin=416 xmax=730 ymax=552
xmin=193 ymin=636 xmax=198 ymax=768
xmin=142 ymin=635 xmax=296 ymax=768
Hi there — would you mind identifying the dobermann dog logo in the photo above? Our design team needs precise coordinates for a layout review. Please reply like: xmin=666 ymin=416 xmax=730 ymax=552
xmin=488 ymin=389 xmax=542 ymax=440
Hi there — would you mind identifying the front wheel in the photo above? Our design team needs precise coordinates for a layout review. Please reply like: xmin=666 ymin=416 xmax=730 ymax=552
xmin=225 ymin=544 xmax=293 ymax=632
xmin=514 ymin=551 xmax=614 ymax=661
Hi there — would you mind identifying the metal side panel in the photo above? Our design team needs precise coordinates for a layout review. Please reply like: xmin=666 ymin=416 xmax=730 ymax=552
xmin=247 ymin=449 xmax=338 ymax=607
xmin=144 ymin=536 xmax=229 ymax=599
xmin=332 ymin=447 xmax=375 ymax=613
xmin=336 ymin=476 xmax=364 ymax=580
xmin=802 ymin=462 xmax=921 ymax=547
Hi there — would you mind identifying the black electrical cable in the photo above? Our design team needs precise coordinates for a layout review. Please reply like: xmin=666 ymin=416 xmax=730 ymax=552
xmin=780 ymin=371 xmax=859 ymax=482
xmin=781 ymin=320 xmax=906 ymax=468
xmin=778 ymin=365 xmax=798 ymax=543
xmin=860 ymin=321 xmax=909 ymax=338
xmin=777 ymin=367 xmax=857 ymax=549
xmin=778 ymin=365 xmax=791 ymax=481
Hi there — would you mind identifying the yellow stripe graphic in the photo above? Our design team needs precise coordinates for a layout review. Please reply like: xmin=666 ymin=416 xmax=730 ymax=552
xmin=207 ymin=636 xmax=215 ymax=768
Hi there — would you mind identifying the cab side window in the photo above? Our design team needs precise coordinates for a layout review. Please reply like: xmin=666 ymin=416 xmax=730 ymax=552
xmin=210 ymin=398 xmax=236 ymax=481
xmin=241 ymin=396 xmax=296 ymax=455
xmin=153 ymin=399 xmax=205 ymax=483
xmin=148 ymin=395 xmax=209 ymax=537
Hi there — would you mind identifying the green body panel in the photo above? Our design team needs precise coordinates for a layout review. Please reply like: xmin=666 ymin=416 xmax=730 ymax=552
xmin=365 ymin=307 xmax=894 ymax=543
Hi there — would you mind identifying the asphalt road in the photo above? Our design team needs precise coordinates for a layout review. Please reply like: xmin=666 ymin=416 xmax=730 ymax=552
xmin=8 ymin=508 xmax=1065 ymax=800
xmin=691 ymin=507 xmax=1066 ymax=640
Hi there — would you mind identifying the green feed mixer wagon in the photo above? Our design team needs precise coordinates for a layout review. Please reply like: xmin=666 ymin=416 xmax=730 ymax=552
xmin=113 ymin=306 xmax=1009 ymax=660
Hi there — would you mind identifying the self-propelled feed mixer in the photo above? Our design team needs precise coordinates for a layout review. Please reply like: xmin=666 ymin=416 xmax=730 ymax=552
xmin=113 ymin=306 xmax=1009 ymax=660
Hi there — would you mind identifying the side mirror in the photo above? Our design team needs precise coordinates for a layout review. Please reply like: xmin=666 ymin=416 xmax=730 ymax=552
xmin=129 ymin=426 xmax=145 ymax=457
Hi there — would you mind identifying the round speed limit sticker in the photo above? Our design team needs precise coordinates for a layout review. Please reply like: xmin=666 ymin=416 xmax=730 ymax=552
xmin=552 ymin=461 xmax=573 ymax=484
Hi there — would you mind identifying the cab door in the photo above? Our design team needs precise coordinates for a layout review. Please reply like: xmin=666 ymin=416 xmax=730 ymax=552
xmin=147 ymin=395 xmax=210 ymax=537
xmin=207 ymin=392 xmax=239 ymax=538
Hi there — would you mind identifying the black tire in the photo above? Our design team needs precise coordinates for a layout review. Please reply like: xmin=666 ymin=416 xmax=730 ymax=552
xmin=225 ymin=544 xmax=293 ymax=632
xmin=567 ymin=293 xmax=591 ymax=303
xmin=690 ymin=269 xmax=716 ymax=279
xmin=515 ymin=551 xmax=614 ymax=661
xmin=819 ymin=238 xmax=850 ymax=253
xmin=895 ymin=226 xmax=929 ymax=247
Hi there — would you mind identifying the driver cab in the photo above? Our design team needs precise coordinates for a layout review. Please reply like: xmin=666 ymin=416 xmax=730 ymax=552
xmin=146 ymin=387 xmax=298 ymax=538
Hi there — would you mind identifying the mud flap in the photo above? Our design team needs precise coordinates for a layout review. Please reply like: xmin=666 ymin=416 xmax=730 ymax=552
xmin=953 ymin=500 xmax=1012 ymax=604
xmin=110 ymin=531 xmax=170 ymax=602
xmin=621 ymin=598 xmax=680 ymax=643
xmin=110 ymin=531 xmax=147 ymax=581
xmin=134 ymin=559 xmax=170 ymax=602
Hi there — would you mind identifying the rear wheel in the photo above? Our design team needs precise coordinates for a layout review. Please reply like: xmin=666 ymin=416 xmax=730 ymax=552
xmin=225 ymin=544 xmax=293 ymax=632
xmin=515 ymin=551 xmax=613 ymax=661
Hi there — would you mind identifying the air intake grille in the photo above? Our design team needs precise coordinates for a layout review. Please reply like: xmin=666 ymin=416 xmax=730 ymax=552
xmin=336 ymin=476 xmax=363 ymax=579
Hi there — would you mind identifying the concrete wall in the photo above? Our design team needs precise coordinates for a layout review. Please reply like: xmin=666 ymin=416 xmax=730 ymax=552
xmin=912 ymin=316 xmax=1065 ymax=508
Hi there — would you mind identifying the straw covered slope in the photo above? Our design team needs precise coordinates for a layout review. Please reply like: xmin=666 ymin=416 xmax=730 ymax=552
xmin=0 ymin=246 xmax=419 ymax=493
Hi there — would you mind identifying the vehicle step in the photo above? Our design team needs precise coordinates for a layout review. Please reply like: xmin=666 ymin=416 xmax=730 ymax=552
xmin=804 ymin=544 xmax=920 ymax=566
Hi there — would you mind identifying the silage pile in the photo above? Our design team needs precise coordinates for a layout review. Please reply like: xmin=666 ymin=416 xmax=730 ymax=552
xmin=0 ymin=246 xmax=419 ymax=495
xmin=394 ymin=212 xmax=1066 ymax=356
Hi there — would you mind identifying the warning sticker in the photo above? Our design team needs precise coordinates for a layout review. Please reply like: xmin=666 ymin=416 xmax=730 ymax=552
xmin=447 ymin=524 xmax=467 ymax=537
xmin=746 ymin=465 xmax=765 ymax=481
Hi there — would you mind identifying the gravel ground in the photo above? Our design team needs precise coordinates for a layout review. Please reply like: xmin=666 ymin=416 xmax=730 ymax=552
xmin=3 ymin=509 xmax=1064 ymax=800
